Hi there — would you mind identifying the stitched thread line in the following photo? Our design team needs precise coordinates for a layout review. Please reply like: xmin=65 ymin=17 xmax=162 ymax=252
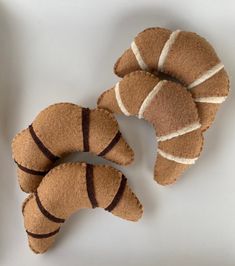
xmin=26 ymin=227 xmax=60 ymax=239
xmin=86 ymin=164 xmax=98 ymax=208
xmin=98 ymin=131 xmax=121 ymax=156
xmin=29 ymin=124 xmax=60 ymax=162
xmin=158 ymin=148 xmax=198 ymax=164
xmin=35 ymin=191 xmax=65 ymax=223
xmin=15 ymin=161 xmax=48 ymax=176
xmin=131 ymin=41 xmax=149 ymax=70
xmin=105 ymin=175 xmax=127 ymax=212
xmin=82 ymin=108 xmax=90 ymax=152
xmin=114 ymin=82 xmax=131 ymax=116
xmin=157 ymin=122 xmax=201 ymax=142
xmin=138 ymin=80 xmax=167 ymax=119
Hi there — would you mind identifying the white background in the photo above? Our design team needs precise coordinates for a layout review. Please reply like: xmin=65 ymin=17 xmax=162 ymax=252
xmin=0 ymin=0 xmax=234 ymax=265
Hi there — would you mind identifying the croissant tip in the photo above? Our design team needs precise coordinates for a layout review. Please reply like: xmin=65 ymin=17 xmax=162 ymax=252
xmin=114 ymin=56 xmax=123 ymax=77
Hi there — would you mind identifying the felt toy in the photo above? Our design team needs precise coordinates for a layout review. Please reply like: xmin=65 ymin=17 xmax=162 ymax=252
xmin=114 ymin=27 xmax=229 ymax=131
xmin=22 ymin=162 xmax=143 ymax=254
xmin=98 ymin=71 xmax=204 ymax=185
xmin=12 ymin=103 xmax=134 ymax=193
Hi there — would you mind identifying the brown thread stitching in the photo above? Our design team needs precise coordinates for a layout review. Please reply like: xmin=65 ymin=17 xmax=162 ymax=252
xmin=82 ymin=108 xmax=90 ymax=152
xmin=15 ymin=161 xmax=48 ymax=176
xmin=26 ymin=227 xmax=60 ymax=239
xmin=29 ymin=124 xmax=60 ymax=162
xmin=86 ymin=164 xmax=98 ymax=208
xmin=35 ymin=191 xmax=65 ymax=223
xmin=105 ymin=175 xmax=127 ymax=212
xmin=98 ymin=131 xmax=121 ymax=156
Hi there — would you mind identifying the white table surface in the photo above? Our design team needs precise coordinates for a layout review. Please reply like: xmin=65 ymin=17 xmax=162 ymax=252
xmin=0 ymin=1 xmax=235 ymax=265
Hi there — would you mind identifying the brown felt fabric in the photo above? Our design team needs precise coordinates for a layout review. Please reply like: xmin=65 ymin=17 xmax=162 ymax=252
xmin=113 ymin=27 xmax=229 ymax=131
xmin=135 ymin=27 xmax=172 ymax=71
xmin=190 ymin=68 xmax=229 ymax=98
xmin=29 ymin=124 xmax=60 ymax=162
xmin=143 ymin=80 xmax=199 ymax=136
xmin=120 ymin=72 xmax=159 ymax=115
xmin=17 ymin=168 xmax=43 ymax=193
xmin=105 ymin=175 xmax=127 ymax=212
xmin=22 ymin=163 xmax=143 ymax=253
xmin=28 ymin=237 xmax=55 ymax=254
xmin=89 ymin=109 xmax=118 ymax=154
xmin=114 ymin=49 xmax=140 ymax=77
xmin=111 ymin=183 xmax=142 ymax=221
xmin=158 ymin=129 xmax=203 ymax=158
xmin=98 ymin=87 xmax=123 ymax=114
xmin=97 ymin=71 xmax=203 ymax=184
xmin=92 ymin=164 xmax=121 ymax=208
xmin=35 ymin=191 xmax=65 ymax=223
xmin=196 ymin=103 xmax=220 ymax=132
xmin=32 ymin=103 xmax=83 ymax=155
xmin=154 ymin=155 xmax=189 ymax=185
xmin=164 ymin=31 xmax=220 ymax=84
xmin=23 ymin=194 xmax=60 ymax=235
xmin=13 ymin=128 xmax=52 ymax=171
xmin=12 ymin=103 xmax=134 ymax=193
xmin=103 ymin=136 xmax=134 ymax=165
xmin=98 ymin=131 xmax=121 ymax=156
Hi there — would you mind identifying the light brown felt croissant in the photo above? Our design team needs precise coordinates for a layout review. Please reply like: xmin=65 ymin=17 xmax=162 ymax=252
xmin=12 ymin=103 xmax=134 ymax=193
xmin=98 ymin=71 xmax=204 ymax=185
xmin=22 ymin=162 xmax=143 ymax=254
xmin=114 ymin=27 xmax=229 ymax=131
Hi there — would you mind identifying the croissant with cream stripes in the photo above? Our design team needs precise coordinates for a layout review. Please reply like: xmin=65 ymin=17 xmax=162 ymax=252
xmin=12 ymin=103 xmax=134 ymax=193
xmin=114 ymin=27 xmax=229 ymax=131
xmin=98 ymin=71 xmax=204 ymax=185
xmin=22 ymin=163 xmax=143 ymax=253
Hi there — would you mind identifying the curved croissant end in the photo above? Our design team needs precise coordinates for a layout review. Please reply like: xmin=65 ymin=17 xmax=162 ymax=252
xmin=22 ymin=163 xmax=143 ymax=253
xmin=12 ymin=103 xmax=134 ymax=193
xmin=98 ymin=71 xmax=204 ymax=185
xmin=114 ymin=27 xmax=229 ymax=131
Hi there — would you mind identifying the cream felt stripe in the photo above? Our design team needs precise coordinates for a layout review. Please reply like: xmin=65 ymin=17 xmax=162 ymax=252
xmin=188 ymin=63 xmax=224 ymax=89
xmin=158 ymin=29 xmax=181 ymax=71
xmin=131 ymin=41 xmax=149 ymax=70
xmin=114 ymin=82 xmax=131 ymax=116
xmin=158 ymin=148 xmax=198 ymax=165
xmin=138 ymin=80 xmax=167 ymax=119
xmin=157 ymin=122 xmax=201 ymax=142
xmin=194 ymin=96 xmax=227 ymax=104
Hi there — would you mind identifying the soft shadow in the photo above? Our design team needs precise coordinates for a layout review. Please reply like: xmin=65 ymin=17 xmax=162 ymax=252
xmin=85 ymin=253 xmax=235 ymax=266
xmin=0 ymin=4 xmax=24 ymax=260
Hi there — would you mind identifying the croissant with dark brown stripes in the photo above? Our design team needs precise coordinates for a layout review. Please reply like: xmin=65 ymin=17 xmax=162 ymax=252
xmin=22 ymin=163 xmax=143 ymax=254
xmin=12 ymin=103 xmax=134 ymax=192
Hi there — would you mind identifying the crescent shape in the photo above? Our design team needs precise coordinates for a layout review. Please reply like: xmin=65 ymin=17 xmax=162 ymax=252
xmin=98 ymin=71 xmax=204 ymax=185
xmin=114 ymin=27 xmax=229 ymax=131
xmin=22 ymin=162 xmax=143 ymax=253
xmin=12 ymin=103 xmax=134 ymax=193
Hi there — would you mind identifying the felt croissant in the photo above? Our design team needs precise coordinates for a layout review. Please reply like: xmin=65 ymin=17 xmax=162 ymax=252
xmin=114 ymin=27 xmax=229 ymax=131
xmin=98 ymin=71 xmax=204 ymax=185
xmin=12 ymin=103 xmax=134 ymax=193
xmin=22 ymin=162 xmax=143 ymax=254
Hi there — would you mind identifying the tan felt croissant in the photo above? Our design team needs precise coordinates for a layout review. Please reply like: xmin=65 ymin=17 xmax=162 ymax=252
xmin=98 ymin=71 xmax=204 ymax=185
xmin=114 ymin=27 xmax=229 ymax=131
xmin=22 ymin=162 xmax=143 ymax=254
xmin=12 ymin=103 xmax=134 ymax=193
